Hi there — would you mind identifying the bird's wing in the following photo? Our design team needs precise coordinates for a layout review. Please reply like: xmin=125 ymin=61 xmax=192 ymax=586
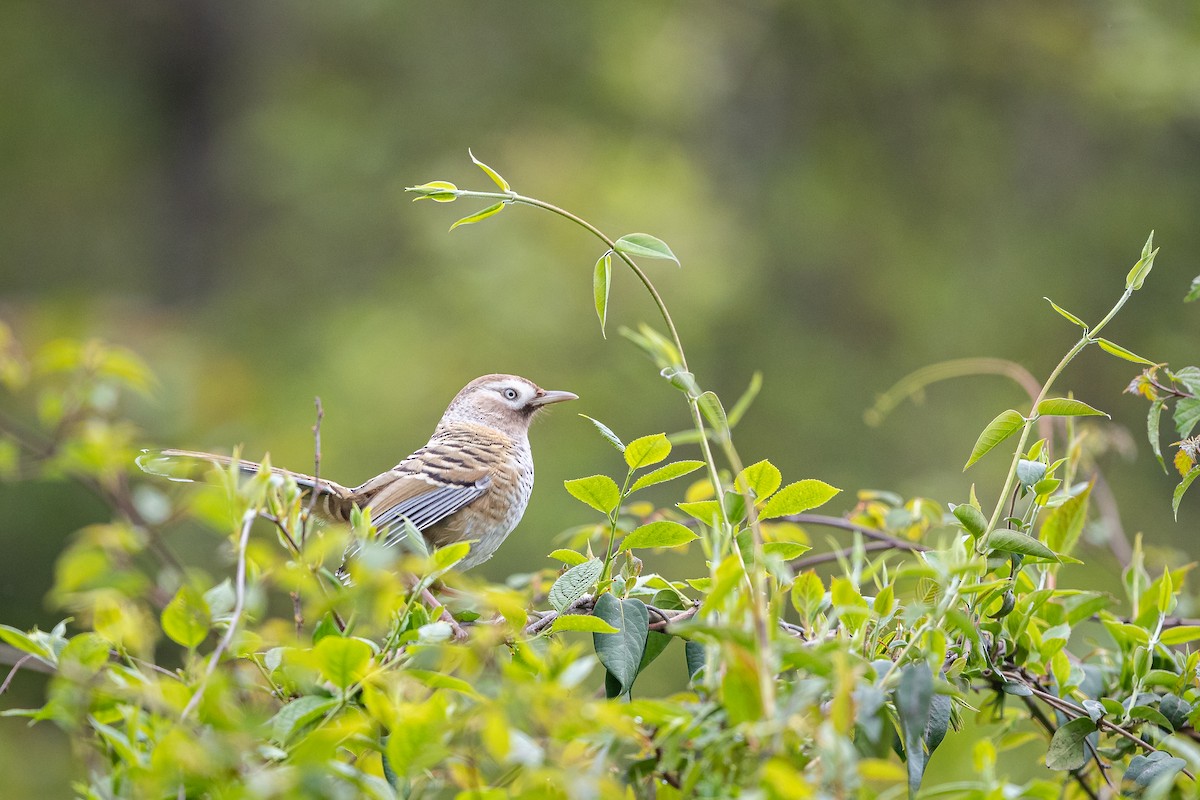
xmin=350 ymin=449 xmax=492 ymax=551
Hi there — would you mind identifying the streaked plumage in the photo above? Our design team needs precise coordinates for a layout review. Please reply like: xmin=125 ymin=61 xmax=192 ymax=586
xmin=138 ymin=374 xmax=576 ymax=576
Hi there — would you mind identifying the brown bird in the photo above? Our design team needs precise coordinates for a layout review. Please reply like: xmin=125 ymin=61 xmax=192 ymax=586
xmin=138 ymin=374 xmax=577 ymax=577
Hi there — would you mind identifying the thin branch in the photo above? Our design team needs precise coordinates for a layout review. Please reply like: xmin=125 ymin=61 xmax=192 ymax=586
xmin=181 ymin=509 xmax=254 ymax=721
xmin=782 ymin=514 xmax=930 ymax=553
xmin=999 ymin=669 xmax=1196 ymax=782
xmin=0 ymin=654 xmax=37 ymax=696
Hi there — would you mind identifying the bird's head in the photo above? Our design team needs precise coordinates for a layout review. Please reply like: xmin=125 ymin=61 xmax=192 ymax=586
xmin=438 ymin=374 xmax=577 ymax=437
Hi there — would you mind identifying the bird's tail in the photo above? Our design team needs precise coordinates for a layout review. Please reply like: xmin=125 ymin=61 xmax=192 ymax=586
xmin=136 ymin=449 xmax=355 ymax=517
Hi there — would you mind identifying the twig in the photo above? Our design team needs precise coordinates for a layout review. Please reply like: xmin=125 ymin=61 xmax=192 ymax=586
xmin=181 ymin=509 xmax=254 ymax=721
xmin=302 ymin=397 xmax=324 ymax=546
xmin=999 ymin=669 xmax=1196 ymax=782
xmin=782 ymin=514 xmax=930 ymax=553
xmin=0 ymin=654 xmax=37 ymax=696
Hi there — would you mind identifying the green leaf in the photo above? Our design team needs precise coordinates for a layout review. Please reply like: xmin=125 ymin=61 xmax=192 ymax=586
xmin=988 ymin=529 xmax=1060 ymax=561
xmin=407 ymin=180 xmax=458 ymax=202
xmin=161 ymin=585 xmax=211 ymax=650
xmin=1044 ymin=298 xmax=1088 ymax=329
xmin=925 ymin=693 xmax=952 ymax=755
xmin=965 ymin=409 xmax=1026 ymax=470
xmin=564 ymin=475 xmax=621 ymax=515
xmin=1096 ymin=338 xmax=1156 ymax=366
xmin=1036 ymin=398 xmax=1108 ymax=418
xmin=1148 ymin=398 xmax=1167 ymax=472
xmin=593 ymin=251 xmax=612 ymax=338
xmin=951 ymin=503 xmax=988 ymax=539
xmin=548 ymin=549 xmax=589 ymax=566
xmin=1174 ymin=397 xmax=1200 ymax=439
xmin=676 ymin=500 xmax=723 ymax=524
xmin=1123 ymin=751 xmax=1186 ymax=791
xmin=269 ymin=695 xmax=339 ymax=744
xmin=758 ymin=480 xmax=841 ymax=520
xmin=790 ymin=571 xmax=825 ymax=624
xmin=468 ymin=149 xmax=510 ymax=191
xmin=613 ymin=233 xmax=679 ymax=265
xmin=1129 ymin=705 xmax=1174 ymax=731
xmin=0 ymin=624 xmax=53 ymax=662
xmin=1040 ymin=483 xmax=1091 ymax=557
xmin=735 ymin=460 xmax=782 ymax=502
xmin=684 ymin=640 xmax=706 ymax=681
xmin=548 ymin=558 xmax=603 ymax=613
xmin=624 ymin=433 xmax=671 ymax=470
xmin=696 ymin=392 xmax=730 ymax=442
xmin=1173 ymin=466 xmax=1200 ymax=520
xmin=1125 ymin=231 xmax=1157 ymax=291
xmin=1015 ymin=459 xmax=1047 ymax=488
xmin=763 ymin=541 xmax=811 ymax=560
xmin=579 ymin=414 xmax=625 ymax=452
xmin=1045 ymin=717 xmax=1096 ymax=770
xmin=448 ymin=201 xmax=504 ymax=231
xmin=430 ymin=541 xmax=471 ymax=575
xmin=1185 ymin=275 xmax=1200 ymax=303
xmin=618 ymin=521 xmax=698 ymax=553
xmin=548 ymin=614 xmax=619 ymax=634
xmin=629 ymin=460 xmax=704 ymax=493
xmin=1160 ymin=625 xmax=1200 ymax=645
xmin=313 ymin=636 xmax=372 ymax=690
xmin=897 ymin=662 xmax=933 ymax=796
xmin=592 ymin=594 xmax=650 ymax=697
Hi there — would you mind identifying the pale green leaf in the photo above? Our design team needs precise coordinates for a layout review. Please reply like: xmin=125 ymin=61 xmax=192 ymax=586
xmin=448 ymin=201 xmax=504 ymax=231
xmin=1036 ymin=398 xmax=1108 ymax=418
xmin=468 ymin=149 xmax=510 ymax=191
xmin=579 ymin=414 xmax=625 ymax=452
xmin=629 ymin=460 xmax=704 ymax=493
xmin=1096 ymin=338 xmax=1156 ymax=366
xmin=548 ymin=549 xmax=589 ymax=566
xmin=313 ymin=636 xmax=372 ymax=690
xmin=407 ymin=180 xmax=458 ymax=202
xmin=1149 ymin=398 xmax=1167 ymax=472
xmin=1185 ymin=275 xmax=1200 ymax=303
xmin=161 ymin=585 xmax=211 ymax=650
xmin=269 ymin=695 xmax=339 ymax=744
xmin=593 ymin=252 xmax=612 ymax=338
xmin=1173 ymin=466 xmax=1200 ymax=520
xmin=1040 ymin=483 xmax=1091 ymax=557
xmin=564 ymin=475 xmax=621 ymax=515
xmin=1043 ymin=297 xmax=1087 ymax=329
xmin=1160 ymin=625 xmax=1200 ymax=646
xmin=618 ymin=520 xmax=698 ymax=552
xmin=762 ymin=541 xmax=811 ymax=560
xmin=758 ymin=480 xmax=841 ymax=520
xmin=735 ymin=459 xmax=782 ymax=502
xmin=964 ymin=409 xmax=1025 ymax=470
xmin=624 ymin=433 xmax=671 ymax=470
xmin=613 ymin=233 xmax=679 ymax=265
xmin=1125 ymin=231 xmax=1157 ymax=291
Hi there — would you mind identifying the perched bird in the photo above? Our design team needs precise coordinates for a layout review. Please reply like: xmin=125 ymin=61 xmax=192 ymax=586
xmin=138 ymin=374 xmax=577 ymax=577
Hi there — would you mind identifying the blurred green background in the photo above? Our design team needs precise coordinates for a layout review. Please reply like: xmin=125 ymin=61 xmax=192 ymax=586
xmin=2 ymin=2 xmax=1199 ymax=795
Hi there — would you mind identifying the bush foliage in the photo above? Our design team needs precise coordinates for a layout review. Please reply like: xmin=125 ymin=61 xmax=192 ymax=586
xmin=2 ymin=156 xmax=1200 ymax=798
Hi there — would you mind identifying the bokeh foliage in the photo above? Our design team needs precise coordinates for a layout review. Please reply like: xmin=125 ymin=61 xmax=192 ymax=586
xmin=3 ymin=2 xmax=1200 ymax=797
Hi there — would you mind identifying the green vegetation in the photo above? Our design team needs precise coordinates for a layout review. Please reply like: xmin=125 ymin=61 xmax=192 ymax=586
xmin=2 ymin=155 xmax=1200 ymax=798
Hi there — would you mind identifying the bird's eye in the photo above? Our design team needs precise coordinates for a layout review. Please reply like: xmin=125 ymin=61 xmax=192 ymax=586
xmin=503 ymin=388 xmax=519 ymax=401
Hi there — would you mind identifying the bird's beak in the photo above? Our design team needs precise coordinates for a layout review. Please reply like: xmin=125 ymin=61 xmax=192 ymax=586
xmin=530 ymin=389 xmax=578 ymax=407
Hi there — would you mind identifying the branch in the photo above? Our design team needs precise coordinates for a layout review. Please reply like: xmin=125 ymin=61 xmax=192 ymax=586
xmin=181 ymin=509 xmax=254 ymax=721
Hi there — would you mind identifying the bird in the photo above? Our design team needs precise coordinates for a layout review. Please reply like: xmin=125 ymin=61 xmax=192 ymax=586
xmin=138 ymin=374 xmax=577 ymax=579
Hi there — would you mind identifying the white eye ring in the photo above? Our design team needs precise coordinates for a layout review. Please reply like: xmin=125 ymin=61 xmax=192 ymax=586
xmin=503 ymin=388 xmax=519 ymax=400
